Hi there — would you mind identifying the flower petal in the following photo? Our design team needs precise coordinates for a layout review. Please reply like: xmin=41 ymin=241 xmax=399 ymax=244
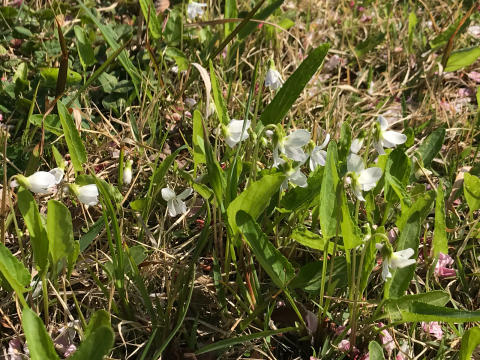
xmin=49 ymin=168 xmax=64 ymax=184
xmin=265 ymin=69 xmax=278 ymax=87
xmin=347 ymin=153 xmax=364 ymax=174
xmin=377 ymin=115 xmax=388 ymax=131
xmin=350 ymin=138 xmax=364 ymax=154
xmin=167 ymin=199 xmax=177 ymax=217
xmin=284 ymin=146 xmax=307 ymax=162
xmin=352 ymin=184 xmax=365 ymax=201
xmin=283 ymin=129 xmax=310 ymax=147
xmin=177 ymin=188 xmax=193 ymax=200
xmin=358 ymin=167 xmax=382 ymax=185
xmin=395 ymin=248 xmax=414 ymax=258
xmin=382 ymin=131 xmax=407 ymax=145
xmin=173 ymin=199 xmax=187 ymax=216
xmin=382 ymin=261 xmax=391 ymax=281
xmin=161 ymin=188 xmax=176 ymax=201
xmin=373 ymin=139 xmax=386 ymax=155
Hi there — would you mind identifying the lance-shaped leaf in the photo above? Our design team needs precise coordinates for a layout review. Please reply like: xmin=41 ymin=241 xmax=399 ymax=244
xmin=47 ymin=200 xmax=75 ymax=267
xmin=22 ymin=308 xmax=60 ymax=360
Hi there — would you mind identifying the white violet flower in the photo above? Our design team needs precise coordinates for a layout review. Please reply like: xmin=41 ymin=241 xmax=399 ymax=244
xmin=309 ymin=134 xmax=330 ymax=171
xmin=216 ymin=119 xmax=251 ymax=148
xmin=281 ymin=163 xmax=308 ymax=191
xmin=70 ymin=184 xmax=99 ymax=206
xmin=273 ymin=129 xmax=310 ymax=167
xmin=264 ymin=59 xmax=284 ymax=90
xmin=161 ymin=188 xmax=193 ymax=217
xmin=346 ymin=153 xmax=382 ymax=201
xmin=49 ymin=168 xmax=64 ymax=184
xmin=373 ymin=116 xmax=407 ymax=155
xmin=187 ymin=2 xmax=207 ymax=20
xmin=185 ymin=98 xmax=196 ymax=108
xmin=123 ymin=160 xmax=133 ymax=185
xmin=350 ymin=130 xmax=367 ymax=154
xmin=10 ymin=171 xmax=57 ymax=194
xmin=375 ymin=243 xmax=416 ymax=281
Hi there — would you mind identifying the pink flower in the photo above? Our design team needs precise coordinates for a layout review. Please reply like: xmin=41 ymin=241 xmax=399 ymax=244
xmin=361 ymin=13 xmax=373 ymax=22
xmin=387 ymin=228 xmax=398 ymax=243
xmin=339 ymin=339 xmax=351 ymax=351
xmin=357 ymin=6 xmax=365 ymax=11
xmin=459 ymin=88 xmax=475 ymax=97
xmin=378 ymin=322 xmax=395 ymax=355
xmin=421 ymin=321 xmax=443 ymax=339
xmin=435 ymin=252 xmax=456 ymax=277
xmin=468 ymin=71 xmax=480 ymax=82
xmin=64 ymin=344 xmax=77 ymax=357
xmin=0 ymin=114 xmax=3 ymax=122
xmin=396 ymin=342 xmax=412 ymax=360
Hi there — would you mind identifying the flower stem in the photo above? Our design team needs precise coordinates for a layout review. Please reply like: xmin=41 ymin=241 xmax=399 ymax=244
xmin=248 ymin=124 xmax=277 ymax=187
xmin=363 ymin=122 xmax=375 ymax=166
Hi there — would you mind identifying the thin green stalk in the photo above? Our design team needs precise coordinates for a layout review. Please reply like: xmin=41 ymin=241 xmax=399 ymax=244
xmin=248 ymin=124 xmax=277 ymax=187
xmin=118 ymin=145 xmax=125 ymax=191
xmin=42 ymin=274 xmax=49 ymax=326
xmin=363 ymin=123 xmax=375 ymax=166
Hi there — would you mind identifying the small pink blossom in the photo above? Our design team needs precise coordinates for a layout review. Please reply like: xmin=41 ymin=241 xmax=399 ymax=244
xmin=64 ymin=344 xmax=77 ymax=357
xmin=468 ymin=25 xmax=480 ymax=38
xmin=339 ymin=340 xmax=351 ymax=351
xmin=360 ymin=13 xmax=373 ymax=22
xmin=468 ymin=71 xmax=480 ymax=83
xmin=387 ymin=228 xmax=398 ymax=243
xmin=349 ymin=1 xmax=355 ymax=7
xmin=435 ymin=252 xmax=456 ymax=277
xmin=8 ymin=339 xmax=23 ymax=360
xmin=357 ymin=6 xmax=365 ymax=11
xmin=378 ymin=322 xmax=395 ymax=355
xmin=421 ymin=321 xmax=443 ymax=339
xmin=459 ymin=88 xmax=475 ymax=97
xmin=0 ymin=114 xmax=3 ymax=122
xmin=395 ymin=47 xmax=403 ymax=52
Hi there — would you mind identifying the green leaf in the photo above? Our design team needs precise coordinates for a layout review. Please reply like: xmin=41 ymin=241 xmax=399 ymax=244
xmin=396 ymin=190 xmax=436 ymax=232
xmin=47 ymin=200 xmax=75 ymax=267
xmin=444 ymin=46 xmax=480 ymax=72
xmin=237 ymin=212 xmax=294 ymax=288
xmin=227 ymin=174 xmax=285 ymax=235
xmin=320 ymin=141 xmax=339 ymax=239
xmin=96 ymin=72 xmax=118 ymax=93
xmin=400 ymin=301 xmax=480 ymax=322
xmin=237 ymin=0 xmax=285 ymax=41
xmin=13 ymin=26 xmax=33 ymax=39
xmin=29 ymin=114 xmax=63 ymax=136
xmin=281 ymin=167 xmax=323 ymax=211
xmin=384 ymin=290 xmax=450 ymax=319
xmin=40 ymin=68 xmax=82 ymax=88
xmin=340 ymin=187 xmax=363 ymax=250
xmin=202 ymin=125 xmax=225 ymax=211
xmin=57 ymin=101 xmax=87 ymax=172
xmin=0 ymin=242 xmax=30 ymax=293
xmin=355 ymin=32 xmax=385 ymax=56
xmin=164 ymin=7 xmax=181 ymax=46
xmin=84 ymin=309 xmax=111 ymax=338
xmin=194 ymin=327 xmax=296 ymax=355
xmin=78 ymin=0 xmax=143 ymax=102
xmin=289 ymin=256 xmax=351 ymax=292
xmin=192 ymin=110 xmax=206 ymax=168
xmin=225 ymin=0 xmax=238 ymax=38
xmin=51 ymin=145 xmax=64 ymax=169
xmin=67 ymin=241 xmax=80 ymax=280
xmin=460 ymin=327 xmax=480 ymax=360
xmin=260 ymin=44 xmax=329 ymax=126
xmin=385 ymin=149 xmax=410 ymax=204
xmin=18 ymin=188 xmax=49 ymax=273
xmin=386 ymin=211 xmax=421 ymax=299
xmin=74 ymin=25 xmax=96 ymax=67
xmin=209 ymin=60 xmax=229 ymax=126
xmin=407 ymin=12 xmax=417 ymax=52
xmin=368 ymin=341 xmax=385 ymax=360
xmin=433 ymin=182 xmax=448 ymax=255
xmin=22 ymin=308 xmax=60 ymax=360
xmin=290 ymin=225 xmax=332 ymax=252
xmin=139 ymin=0 xmax=162 ymax=39
xmin=464 ymin=173 xmax=480 ymax=214
xmin=359 ymin=232 xmax=381 ymax=294
xmin=338 ymin=122 xmax=351 ymax=162
xmin=68 ymin=326 xmax=114 ymax=360
xmin=429 ymin=17 xmax=471 ymax=49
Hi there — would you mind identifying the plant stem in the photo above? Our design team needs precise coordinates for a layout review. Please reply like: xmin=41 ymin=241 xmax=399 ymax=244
xmin=42 ymin=274 xmax=49 ymax=326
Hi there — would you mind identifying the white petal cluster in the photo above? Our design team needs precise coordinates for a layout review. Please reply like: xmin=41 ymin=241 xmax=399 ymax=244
xmin=220 ymin=119 xmax=251 ymax=148
xmin=281 ymin=165 xmax=308 ymax=191
xmin=161 ymin=188 xmax=193 ymax=217
xmin=346 ymin=154 xmax=382 ymax=201
xmin=373 ymin=116 xmax=407 ymax=155
xmin=187 ymin=2 xmax=207 ymax=20
xmin=309 ymin=134 xmax=330 ymax=171
xmin=375 ymin=243 xmax=416 ymax=281
xmin=265 ymin=68 xmax=284 ymax=90
xmin=273 ymin=129 xmax=310 ymax=167
xmin=75 ymin=184 xmax=99 ymax=206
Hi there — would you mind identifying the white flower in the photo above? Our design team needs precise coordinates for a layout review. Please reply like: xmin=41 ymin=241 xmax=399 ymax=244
xmin=468 ymin=25 xmax=480 ymax=39
xmin=273 ymin=129 xmax=310 ymax=167
xmin=309 ymin=134 xmax=330 ymax=171
xmin=265 ymin=130 xmax=274 ymax=138
xmin=375 ymin=243 xmax=416 ymax=281
xmin=187 ymin=2 xmax=207 ymax=20
xmin=346 ymin=154 xmax=382 ymax=201
xmin=265 ymin=68 xmax=284 ymax=90
xmin=161 ymin=188 xmax=193 ymax=217
xmin=218 ymin=119 xmax=251 ymax=148
xmin=185 ymin=98 xmax=196 ymax=107
xmin=70 ymin=184 xmax=99 ymax=206
xmin=373 ymin=116 xmax=407 ymax=155
xmin=350 ymin=138 xmax=364 ymax=154
xmin=281 ymin=164 xmax=307 ymax=191
xmin=10 ymin=171 xmax=57 ymax=194
xmin=396 ymin=341 xmax=413 ymax=360
xmin=123 ymin=160 xmax=133 ymax=185
xmin=49 ymin=168 xmax=64 ymax=184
